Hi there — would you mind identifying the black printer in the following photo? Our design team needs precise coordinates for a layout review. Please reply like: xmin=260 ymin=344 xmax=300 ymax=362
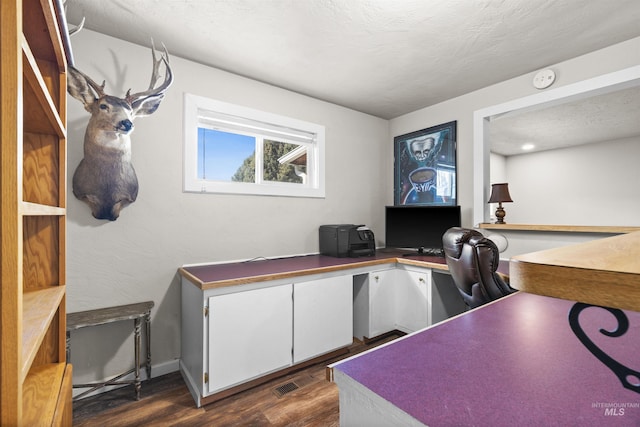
xmin=319 ymin=224 xmax=376 ymax=257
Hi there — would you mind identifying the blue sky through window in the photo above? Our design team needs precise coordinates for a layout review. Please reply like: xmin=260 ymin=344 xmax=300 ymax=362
xmin=197 ymin=128 xmax=255 ymax=180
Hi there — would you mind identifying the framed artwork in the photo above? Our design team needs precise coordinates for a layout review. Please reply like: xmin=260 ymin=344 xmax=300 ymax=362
xmin=394 ymin=121 xmax=457 ymax=206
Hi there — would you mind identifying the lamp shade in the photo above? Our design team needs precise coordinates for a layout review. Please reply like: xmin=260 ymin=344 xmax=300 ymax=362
xmin=488 ymin=183 xmax=513 ymax=203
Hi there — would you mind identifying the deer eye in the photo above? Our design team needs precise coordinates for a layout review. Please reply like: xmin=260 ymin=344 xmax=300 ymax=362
xmin=99 ymin=104 xmax=108 ymax=111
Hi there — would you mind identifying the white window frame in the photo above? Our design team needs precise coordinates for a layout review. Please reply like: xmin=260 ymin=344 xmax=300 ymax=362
xmin=183 ymin=93 xmax=325 ymax=198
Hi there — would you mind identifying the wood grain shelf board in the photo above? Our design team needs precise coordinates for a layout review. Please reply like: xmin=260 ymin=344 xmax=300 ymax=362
xmin=509 ymin=231 xmax=640 ymax=311
xmin=22 ymin=36 xmax=65 ymax=137
xmin=52 ymin=364 xmax=73 ymax=426
xmin=21 ymin=201 xmax=65 ymax=216
xmin=22 ymin=362 xmax=66 ymax=426
xmin=22 ymin=0 xmax=64 ymax=66
xmin=478 ymin=223 xmax=640 ymax=234
xmin=22 ymin=286 xmax=65 ymax=381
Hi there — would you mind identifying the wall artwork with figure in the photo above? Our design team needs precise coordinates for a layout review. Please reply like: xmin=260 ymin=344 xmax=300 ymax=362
xmin=394 ymin=121 xmax=457 ymax=206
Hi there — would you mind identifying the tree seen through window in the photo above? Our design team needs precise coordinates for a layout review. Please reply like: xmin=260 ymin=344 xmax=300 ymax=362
xmin=232 ymin=140 xmax=303 ymax=183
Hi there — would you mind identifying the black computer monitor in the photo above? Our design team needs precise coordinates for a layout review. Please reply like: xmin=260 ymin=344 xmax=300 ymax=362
xmin=385 ymin=205 xmax=461 ymax=253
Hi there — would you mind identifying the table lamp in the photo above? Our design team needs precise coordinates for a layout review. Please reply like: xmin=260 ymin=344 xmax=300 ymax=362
xmin=488 ymin=183 xmax=513 ymax=224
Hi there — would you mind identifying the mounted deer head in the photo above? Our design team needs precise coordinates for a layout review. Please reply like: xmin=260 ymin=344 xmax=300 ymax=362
xmin=68 ymin=42 xmax=173 ymax=220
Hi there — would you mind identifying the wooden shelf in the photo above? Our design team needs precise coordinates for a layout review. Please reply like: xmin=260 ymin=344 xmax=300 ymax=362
xmin=478 ymin=223 xmax=640 ymax=234
xmin=22 ymin=0 xmax=67 ymax=70
xmin=22 ymin=363 xmax=67 ymax=426
xmin=3 ymin=0 xmax=70 ymax=424
xmin=21 ymin=201 xmax=65 ymax=216
xmin=23 ymin=131 xmax=64 ymax=206
xmin=21 ymin=287 xmax=65 ymax=382
xmin=22 ymin=36 xmax=65 ymax=137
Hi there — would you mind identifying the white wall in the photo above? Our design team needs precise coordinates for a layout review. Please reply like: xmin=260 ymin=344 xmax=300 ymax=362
xmin=489 ymin=153 xmax=507 ymax=184
xmin=506 ymin=136 xmax=640 ymax=226
xmin=389 ymin=36 xmax=640 ymax=257
xmin=67 ymin=30 xmax=388 ymax=387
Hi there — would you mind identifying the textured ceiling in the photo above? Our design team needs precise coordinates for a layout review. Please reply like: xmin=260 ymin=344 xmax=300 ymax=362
xmin=491 ymin=85 xmax=640 ymax=156
xmin=63 ymin=0 xmax=640 ymax=153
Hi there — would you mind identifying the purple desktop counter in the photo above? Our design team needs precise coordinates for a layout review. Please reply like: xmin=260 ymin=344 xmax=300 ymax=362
xmin=330 ymin=292 xmax=640 ymax=426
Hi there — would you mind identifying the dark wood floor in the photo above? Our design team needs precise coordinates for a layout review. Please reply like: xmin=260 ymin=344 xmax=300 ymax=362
xmin=73 ymin=334 xmax=401 ymax=426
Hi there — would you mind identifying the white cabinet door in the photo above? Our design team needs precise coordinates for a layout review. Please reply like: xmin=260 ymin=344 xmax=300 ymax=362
xmin=353 ymin=269 xmax=396 ymax=340
xmin=208 ymin=284 xmax=293 ymax=393
xmin=369 ymin=269 xmax=397 ymax=338
xmin=293 ymin=275 xmax=353 ymax=363
xmin=395 ymin=270 xmax=430 ymax=333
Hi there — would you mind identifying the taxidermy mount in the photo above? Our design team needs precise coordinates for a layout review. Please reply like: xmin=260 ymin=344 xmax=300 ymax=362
xmin=67 ymin=42 xmax=173 ymax=221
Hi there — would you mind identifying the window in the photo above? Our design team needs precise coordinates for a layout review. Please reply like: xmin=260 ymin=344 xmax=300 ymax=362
xmin=184 ymin=94 xmax=325 ymax=197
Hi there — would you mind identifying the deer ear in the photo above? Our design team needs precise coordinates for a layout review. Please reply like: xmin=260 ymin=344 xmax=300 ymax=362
xmin=131 ymin=93 xmax=165 ymax=117
xmin=67 ymin=67 xmax=98 ymax=111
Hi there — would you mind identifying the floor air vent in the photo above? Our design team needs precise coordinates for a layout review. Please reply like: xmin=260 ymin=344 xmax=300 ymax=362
xmin=272 ymin=381 xmax=299 ymax=398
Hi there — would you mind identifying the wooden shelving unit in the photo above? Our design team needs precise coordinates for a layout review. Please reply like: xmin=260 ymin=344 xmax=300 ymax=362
xmin=1 ymin=0 xmax=72 ymax=425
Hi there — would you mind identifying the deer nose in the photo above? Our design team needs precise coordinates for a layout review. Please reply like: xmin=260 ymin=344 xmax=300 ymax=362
xmin=118 ymin=119 xmax=134 ymax=133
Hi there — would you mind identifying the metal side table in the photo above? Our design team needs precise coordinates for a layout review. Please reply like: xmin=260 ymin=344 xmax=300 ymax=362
xmin=66 ymin=301 xmax=154 ymax=401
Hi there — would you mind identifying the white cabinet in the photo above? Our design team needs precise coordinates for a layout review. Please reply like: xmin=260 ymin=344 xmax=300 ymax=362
xmin=293 ymin=276 xmax=353 ymax=363
xmin=354 ymin=267 xmax=459 ymax=339
xmin=353 ymin=269 xmax=396 ymax=340
xmin=395 ymin=270 xmax=430 ymax=333
xmin=207 ymin=284 xmax=293 ymax=393
xmin=181 ymin=273 xmax=354 ymax=407
xmin=370 ymin=270 xmax=397 ymax=337
xmin=180 ymin=259 xmax=466 ymax=407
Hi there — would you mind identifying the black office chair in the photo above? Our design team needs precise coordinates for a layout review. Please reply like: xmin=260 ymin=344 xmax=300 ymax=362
xmin=442 ymin=227 xmax=516 ymax=309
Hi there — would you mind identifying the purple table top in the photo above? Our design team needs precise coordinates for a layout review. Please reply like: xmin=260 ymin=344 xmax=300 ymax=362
xmin=334 ymin=292 xmax=640 ymax=426
xmin=180 ymin=252 xmax=450 ymax=288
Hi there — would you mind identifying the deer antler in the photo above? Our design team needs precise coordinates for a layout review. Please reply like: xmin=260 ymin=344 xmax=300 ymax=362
xmin=125 ymin=40 xmax=173 ymax=106
xmin=68 ymin=16 xmax=85 ymax=36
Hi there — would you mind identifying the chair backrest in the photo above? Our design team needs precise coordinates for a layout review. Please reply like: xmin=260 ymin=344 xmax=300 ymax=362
xmin=442 ymin=227 xmax=515 ymax=309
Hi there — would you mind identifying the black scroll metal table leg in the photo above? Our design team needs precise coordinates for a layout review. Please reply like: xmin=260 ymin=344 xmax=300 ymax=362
xmin=145 ymin=309 xmax=152 ymax=380
xmin=66 ymin=330 xmax=71 ymax=362
xmin=134 ymin=317 xmax=141 ymax=400
xmin=569 ymin=302 xmax=640 ymax=394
